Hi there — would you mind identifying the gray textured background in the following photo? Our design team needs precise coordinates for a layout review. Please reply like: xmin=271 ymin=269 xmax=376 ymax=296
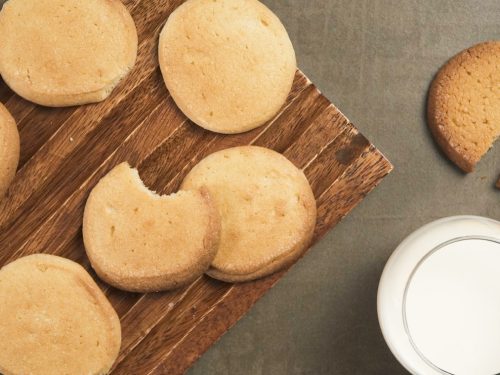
xmin=189 ymin=1 xmax=500 ymax=374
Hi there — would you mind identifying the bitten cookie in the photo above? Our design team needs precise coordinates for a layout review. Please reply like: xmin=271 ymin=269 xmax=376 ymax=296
xmin=159 ymin=0 xmax=297 ymax=134
xmin=427 ymin=41 xmax=500 ymax=172
xmin=0 ymin=254 xmax=121 ymax=375
xmin=181 ymin=146 xmax=317 ymax=282
xmin=0 ymin=0 xmax=138 ymax=107
xmin=83 ymin=163 xmax=221 ymax=292
xmin=0 ymin=103 xmax=19 ymax=199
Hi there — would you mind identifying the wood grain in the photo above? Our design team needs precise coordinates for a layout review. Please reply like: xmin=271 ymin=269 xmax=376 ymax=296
xmin=0 ymin=0 xmax=392 ymax=373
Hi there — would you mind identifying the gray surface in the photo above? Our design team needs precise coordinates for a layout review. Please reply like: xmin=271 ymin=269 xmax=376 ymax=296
xmin=189 ymin=1 xmax=500 ymax=374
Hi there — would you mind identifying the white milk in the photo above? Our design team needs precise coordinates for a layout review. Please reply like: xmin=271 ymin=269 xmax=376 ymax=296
xmin=405 ymin=238 xmax=500 ymax=375
xmin=378 ymin=216 xmax=500 ymax=375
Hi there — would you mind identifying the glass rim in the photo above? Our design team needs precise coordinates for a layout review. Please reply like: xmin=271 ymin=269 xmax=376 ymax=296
xmin=402 ymin=235 xmax=500 ymax=375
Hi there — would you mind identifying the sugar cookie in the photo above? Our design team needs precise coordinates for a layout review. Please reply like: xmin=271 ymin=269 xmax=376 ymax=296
xmin=0 ymin=254 xmax=121 ymax=375
xmin=181 ymin=146 xmax=316 ymax=282
xmin=0 ymin=0 xmax=138 ymax=107
xmin=428 ymin=41 xmax=500 ymax=172
xmin=83 ymin=163 xmax=221 ymax=292
xmin=159 ymin=0 xmax=296 ymax=134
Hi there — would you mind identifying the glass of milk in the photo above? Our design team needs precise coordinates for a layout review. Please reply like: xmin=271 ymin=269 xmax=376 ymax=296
xmin=378 ymin=216 xmax=500 ymax=375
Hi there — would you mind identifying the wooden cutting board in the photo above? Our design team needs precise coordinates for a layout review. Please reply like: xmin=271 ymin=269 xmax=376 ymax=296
xmin=0 ymin=0 xmax=392 ymax=373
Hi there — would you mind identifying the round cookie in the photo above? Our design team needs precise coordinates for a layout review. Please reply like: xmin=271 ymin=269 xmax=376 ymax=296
xmin=181 ymin=146 xmax=317 ymax=282
xmin=159 ymin=0 xmax=297 ymax=134
xmin=0 ymin=254 xmax=121 ymax=375
xmin=0 ymin=0 xmax=138 ymax=107
xmin=427 ymin=41 xmax=500 ymax=172
xmin=83 ymin=163 xmax=221 ymax=292
xmin=0 ymin=103 xmax=19 ymax=199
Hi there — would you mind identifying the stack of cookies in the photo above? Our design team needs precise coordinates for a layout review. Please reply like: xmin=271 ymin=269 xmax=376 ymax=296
xmin=80 ymin=0 xmax=314 ymax=295
xmin=83 ymin=146 xmax=317 ymax=292
xmin=0 ymin=0 xmax=316 ymax=373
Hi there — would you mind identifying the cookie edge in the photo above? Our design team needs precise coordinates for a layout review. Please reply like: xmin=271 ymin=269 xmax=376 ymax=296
xmin=0 ymin=103 xmax=19 ymax=199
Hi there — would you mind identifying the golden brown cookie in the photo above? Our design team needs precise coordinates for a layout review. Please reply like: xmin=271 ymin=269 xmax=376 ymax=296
xmin=181 ymin=146 xmax=317 ymax=282
xmin=159 ymin=0 xmax=297 ymax=134
xmin=0 ymin=0 xmax=138 ymax=107
xmin=427 ymin=41 xmax=500 ymax=172
xmin=83 ymin=163 xmax=221 ymax=292
xmin=0 ymin=254 xmax=121 ymax=375
xmin=0 ymin=103 xmax=19 ymax=199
